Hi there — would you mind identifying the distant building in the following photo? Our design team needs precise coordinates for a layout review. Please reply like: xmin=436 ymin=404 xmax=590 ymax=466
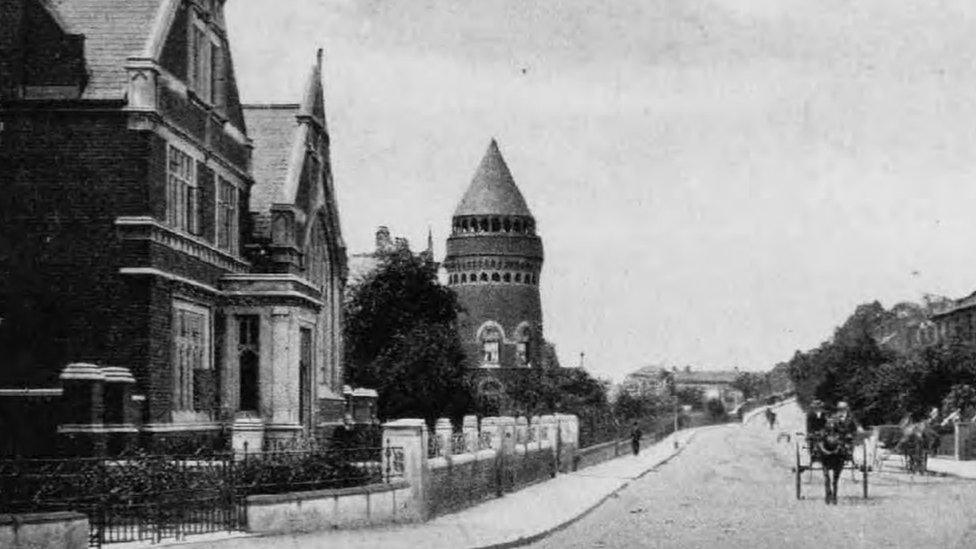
xmin=619 ymin=365 xmax=671 ymax=399
xmin=347 ymin=226 xmax=433 ymax=283
xmin=672 ymin=367 xmax=743 ymax=411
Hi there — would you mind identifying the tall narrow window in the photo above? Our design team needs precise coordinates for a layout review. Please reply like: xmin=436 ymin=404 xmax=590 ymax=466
xmin=173 ymin=301 xmax=211 ymax=413
xmin=299 ymin=328 xmax=313 ymax=427
xmin=217 ymin=177 xmax=238 ymax=252
xmin=209 ymin=40 xmax=223 ymax=106
xmin=238 ymin=315 xmax=260 ymax=413
xmin=167 ymin=145 xmax=197 ymax=234
xmin=479 ymin=324 xmax=502 ymax=367
xmin=189 ymin=21 xmax=211 ymax=100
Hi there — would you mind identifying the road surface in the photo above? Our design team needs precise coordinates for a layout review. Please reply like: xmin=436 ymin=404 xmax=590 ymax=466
xmin=531 ymin=402 xmax=976 ymax=548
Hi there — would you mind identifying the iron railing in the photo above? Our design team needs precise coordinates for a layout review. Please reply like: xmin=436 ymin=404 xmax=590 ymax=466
xmin=0 ymin=444 xmax=402 ymax=547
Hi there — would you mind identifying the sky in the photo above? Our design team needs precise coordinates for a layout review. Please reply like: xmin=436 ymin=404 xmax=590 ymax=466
xmin=226 ymin=0 xmax=976 ymax=382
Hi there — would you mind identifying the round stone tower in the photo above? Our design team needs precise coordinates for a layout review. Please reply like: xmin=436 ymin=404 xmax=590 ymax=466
xmin=444 ymin=139 xmax=545 ymax=374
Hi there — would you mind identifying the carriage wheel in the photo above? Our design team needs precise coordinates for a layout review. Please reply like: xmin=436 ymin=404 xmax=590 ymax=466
xmin=862 ymin=444 xmax=869 ymax=499
xmin=795 ymin=442 xmax=803 ymax=500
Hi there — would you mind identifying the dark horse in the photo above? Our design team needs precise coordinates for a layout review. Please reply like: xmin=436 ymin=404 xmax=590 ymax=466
xmin=815 ymin=425 xmax=850 ymax=505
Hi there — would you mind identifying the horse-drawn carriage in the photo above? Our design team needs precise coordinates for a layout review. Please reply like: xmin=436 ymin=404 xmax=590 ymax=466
xmin=793 ymin=419 xmax=869 ymax=503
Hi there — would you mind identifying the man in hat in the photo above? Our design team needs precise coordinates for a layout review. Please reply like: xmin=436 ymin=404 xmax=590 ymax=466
xmin=806 ymin=399 xmax=828 ymax=436
xmin=832 ymin=401 xmax=864 ymax=447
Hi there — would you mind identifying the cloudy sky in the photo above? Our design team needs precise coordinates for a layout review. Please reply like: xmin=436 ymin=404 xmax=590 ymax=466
xmin=227 ymin=0 xmax=976 ymax=381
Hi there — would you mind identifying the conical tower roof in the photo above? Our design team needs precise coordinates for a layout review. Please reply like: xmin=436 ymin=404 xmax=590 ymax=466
xmin=453 ymin=139 xmax=533 ymax=218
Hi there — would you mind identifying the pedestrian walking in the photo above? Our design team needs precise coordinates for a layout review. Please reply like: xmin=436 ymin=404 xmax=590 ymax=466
xmin=630 ymin=422 xmax=642 ymax=456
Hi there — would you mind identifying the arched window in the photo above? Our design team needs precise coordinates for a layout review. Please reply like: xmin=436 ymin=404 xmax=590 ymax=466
xmin=461 ymin=273 xmax=467 ymax=283
xmin=503 ymin=272 xmax=511 ymax=283
xmin=503 ymin=218 xmax=512 ymax=232
xmin=491 ymin=217 xmax=501 ymax=232
xmin=514 ymin=273 xmax=522 ymax=283
xmin=513 ymin=219 xmax=522 ymax=233
xmin=480 ymin=272 xmax=488 ymax=282
xmin=491 ymin=272 xmax=501 ymax=282
xmin=479 ymin=218 xmax=489 ymax=232
xmin=477 ymin=322 xmax=504 ymax=366
xmin=461 ymin=218 xmax=469 ymax=232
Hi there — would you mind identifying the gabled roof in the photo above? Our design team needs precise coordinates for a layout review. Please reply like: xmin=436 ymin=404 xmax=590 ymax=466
xmin=49 ymin=0 xmax=165 ymax=100
xmin=242 ymin=104 xmax=301 ymax=216
xmin=453 ymin=139 xmax=533 ymax=218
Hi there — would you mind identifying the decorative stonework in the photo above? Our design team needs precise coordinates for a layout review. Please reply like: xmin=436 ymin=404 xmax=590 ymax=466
xmin=116 ymin=216 xmax=249 ymax=273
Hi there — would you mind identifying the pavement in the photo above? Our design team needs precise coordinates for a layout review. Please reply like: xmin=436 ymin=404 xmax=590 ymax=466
xmin=923 ymin=456 xmax=976 ymax=478
xmin=152 ymin=427 xmax=700 ymax=549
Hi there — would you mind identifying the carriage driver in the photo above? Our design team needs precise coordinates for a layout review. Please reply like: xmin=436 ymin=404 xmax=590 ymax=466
xmin=831 ymin=401 xmax=864 ymax=447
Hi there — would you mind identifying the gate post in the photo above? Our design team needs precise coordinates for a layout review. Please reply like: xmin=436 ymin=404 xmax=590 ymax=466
xmin=382 ymin=419 xmax=429 ymax=521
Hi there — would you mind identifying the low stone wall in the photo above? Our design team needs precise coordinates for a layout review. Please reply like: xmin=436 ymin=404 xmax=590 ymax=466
xmin=574 ymin=438 xmax=633 ymax=470
xmin=246 ymin=481 xmax=412 ymax=533
xmin=0 ymin=512 xmax=88 ymax=549
xmin=427 ymin=450 xmax=499 ymax=517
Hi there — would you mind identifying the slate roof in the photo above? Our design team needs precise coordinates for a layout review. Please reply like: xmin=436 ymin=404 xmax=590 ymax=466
xmin=50 ymin=0 xmax=163 ymax=100
xmin=454 ymin=139 xmax=533 ymax=218
xmin=242 ymin=104 xmax=300 ymax=215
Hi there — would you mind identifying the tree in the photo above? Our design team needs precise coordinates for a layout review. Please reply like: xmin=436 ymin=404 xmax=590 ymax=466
xmin=943 ymin=384 xmax=976 ymax=420
xmin=732 ymin=372 xmax=769 ymax=400
xmin=705 ymin=398 xmax=727 ymax=421
xmin=675 ymin=386 xmax=705 ymax=409
xmin=344 ymin=250 xmax=473 ymax=424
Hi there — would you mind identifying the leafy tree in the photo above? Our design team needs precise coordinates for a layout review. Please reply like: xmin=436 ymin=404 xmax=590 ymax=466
xmin=344 ymin=250 xmax=472 ymax=424
xmin=674 ymin=386 xmax=705 ymax=409
xmin=943 ymin=384 xmax=976 ymax=420
xmin=732 ymin=371 xmax=769 ymax=400
xmin=705 ymin=398 xmax=727 ymax=421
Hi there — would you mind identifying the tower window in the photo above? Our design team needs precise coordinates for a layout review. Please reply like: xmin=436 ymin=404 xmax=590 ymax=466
xmin=480 ymin=272 xmax=488 ymax=282
xmin=478 ymin=323 xmax=503 ymax=367
xmin=513 ymin=219 xmax=522 ymax=233
xmin=515 ymin=273 xmax=522 ymax=283
xmin=462 ymin=219 xmax=469 ymax=232
xmin=491 ymin=272 xmax=501 ymax=282
xmin=480 ymin=218 xmax=489 ymax=232
xmin=461 ymin=273 xmax=467 ymax=283
xmin=491 ymin=218 xmax=501 ymax=232
xmin=503 ymin=218 xmax=512 ymax=232
xmin=503 ymin=272 xmax=511 ymax=283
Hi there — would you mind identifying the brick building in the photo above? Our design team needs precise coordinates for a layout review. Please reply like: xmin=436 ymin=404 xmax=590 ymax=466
xmin=0 ymin=0 xmax=354 ymax=455
xmin=443 ymin=139 xmax=551 ymax=412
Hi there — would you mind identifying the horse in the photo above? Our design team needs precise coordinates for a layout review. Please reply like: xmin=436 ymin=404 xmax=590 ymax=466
xmin=815 ymin=426 xmax=850 ymax=505
xmin=895 ymin=417 xmax=939 ymax=474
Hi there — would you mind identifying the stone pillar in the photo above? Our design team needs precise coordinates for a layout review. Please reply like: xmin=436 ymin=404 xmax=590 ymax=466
xmin=232 ymin=416 xmax=265 ymax=458
xmin=555 ymin=413 xmax=579 ymax=473
xmin=515 ymin=416 xmax=528 ymax=446
xmin=481 ymin=416 xmax=502 ymax=451
xmin=539 ymin=414 xmax=556 ymax=448
xmin=101 ymin=367 xmax=137 ymax=454
xmin=497 ymin=416 xmax=516 ymax=456
xmin=529 ymin=415 xmax=541 ymax=450
xmin=58 ymin=363 xmax=106 ymax=456
xmin=435 ymin=417 xmax=452 ymax=457
xmin=462 ymin=415 xmax=478 ymax=452
xmin=382 ymin=419 xmax=428 ymax=521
